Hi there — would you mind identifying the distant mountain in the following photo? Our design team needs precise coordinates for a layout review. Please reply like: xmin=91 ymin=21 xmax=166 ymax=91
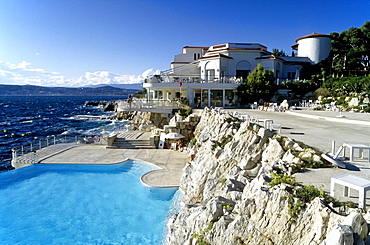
xmin=84 ymin=83 xmax=143 ymax=91
xmin=0 ymin=84 xmax=140 ymax=96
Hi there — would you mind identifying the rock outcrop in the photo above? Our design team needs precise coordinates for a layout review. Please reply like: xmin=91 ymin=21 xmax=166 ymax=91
xmin=113 ymin=111 xmax=172 ymax=130
xmin=165 ymin=108 xmax=369 ymax=245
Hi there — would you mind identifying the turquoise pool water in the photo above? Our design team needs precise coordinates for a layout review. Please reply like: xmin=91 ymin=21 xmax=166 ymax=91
xmin=0 ymin=161 xmax=178 ymax=244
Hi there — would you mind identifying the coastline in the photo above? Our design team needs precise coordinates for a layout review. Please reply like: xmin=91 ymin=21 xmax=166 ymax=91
xmin=6 ymin=104 xmax=370 ymax=244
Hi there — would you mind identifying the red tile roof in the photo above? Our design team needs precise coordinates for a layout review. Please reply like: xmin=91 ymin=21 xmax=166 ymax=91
xmin=295 ymin=33 xmax=331 ymax=43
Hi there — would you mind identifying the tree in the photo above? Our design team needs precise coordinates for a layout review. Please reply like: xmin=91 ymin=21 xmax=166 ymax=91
xmin=272 ymin=48 xmax=287 ymax=57
xmin=134 ymin=88 xmax=147 ymax=98
xmin=329 ymin=21 xmax=370 ymax=76
xmin=237 ymin=64 xmax=276 ymax=104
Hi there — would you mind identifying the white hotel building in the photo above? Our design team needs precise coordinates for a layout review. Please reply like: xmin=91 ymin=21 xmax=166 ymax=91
xmin=142 ymin=33 xmax=331 ymax=109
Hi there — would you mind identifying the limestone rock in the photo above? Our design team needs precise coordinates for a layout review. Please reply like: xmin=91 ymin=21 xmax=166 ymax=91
xmin=323 ymin=224 xmax=354 ymax=245
xmin=165 ymin=108 xmax=366 ymax=245
xmin=343 ymin=212 xmax=368 ymax=240
xmin=262 ymin=138 xmax=285 ymax=165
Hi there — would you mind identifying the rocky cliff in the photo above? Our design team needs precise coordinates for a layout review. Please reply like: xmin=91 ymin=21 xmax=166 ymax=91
xmin=165 ymin=108 xmax=369 ymax=245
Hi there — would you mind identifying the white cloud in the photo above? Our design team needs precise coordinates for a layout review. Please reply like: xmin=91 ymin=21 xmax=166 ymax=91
xmin=0 ymin=61 xmax=72 ymax=86
xmin=71 ymin=68 xmax=161 ymax=87
xmin=0 ymin=60 xmax=160 ymax=87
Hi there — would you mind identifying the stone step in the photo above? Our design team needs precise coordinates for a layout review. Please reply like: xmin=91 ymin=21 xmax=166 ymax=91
xmin=112 ymin=142 xmax=152 ymax=147
xmin=106 ymin=145 xmax=156 ymax=149
xmin=114 ymin=139 xmax=150 ymax=143
xmin=107 ymin=137 xmax=155 ymax=149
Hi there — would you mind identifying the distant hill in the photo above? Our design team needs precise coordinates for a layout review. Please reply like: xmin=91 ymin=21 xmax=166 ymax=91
xmin=0 ymin=84 xmax=140 ymax=96
xmin=84 ymin=83 xmax=143 ymax=91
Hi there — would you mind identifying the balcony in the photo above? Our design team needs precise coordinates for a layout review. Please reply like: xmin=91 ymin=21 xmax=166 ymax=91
xmin=145 ymin=75 xmax=243 ymax=84
xmin=116 ymin=99 xmax=181 ymax=114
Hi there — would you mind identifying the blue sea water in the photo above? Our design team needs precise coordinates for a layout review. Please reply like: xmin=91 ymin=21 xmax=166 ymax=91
xmin=0 ymin=160 xmax=178 ymax=244
xmin=0 ymin=96 xmax=126 ymax=172
xmin=0 ymin=96 xmax=179 ymax=244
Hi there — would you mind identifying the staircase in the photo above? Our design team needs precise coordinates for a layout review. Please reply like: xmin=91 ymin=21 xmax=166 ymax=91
xmin=107 ymin=131 xmax=156 ymax=149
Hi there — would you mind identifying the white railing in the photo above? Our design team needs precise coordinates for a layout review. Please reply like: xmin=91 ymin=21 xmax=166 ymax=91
xmin=116 ymin=99 xmax=181 ymax=113
xmin=11 ymin=135 xmax=101 ymax=166
xmin=146 ymin=76 xmax=243 ymax=84
xmin=167 ymin=76 xmax=242 ymax=84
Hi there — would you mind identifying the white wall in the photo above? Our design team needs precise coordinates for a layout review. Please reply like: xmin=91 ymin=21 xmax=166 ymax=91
xmin=297 ymin=37 xmax=331 ymax=64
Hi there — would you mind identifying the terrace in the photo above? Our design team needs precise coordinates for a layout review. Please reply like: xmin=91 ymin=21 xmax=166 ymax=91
xmin=116 ymin=98 xmax=181 ymax=113
xmin=145 ymin=75 xmax=243 ymax=84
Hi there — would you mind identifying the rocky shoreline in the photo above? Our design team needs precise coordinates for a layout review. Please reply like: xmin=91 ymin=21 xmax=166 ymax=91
xmin=160 ymin=108 xmax=369 ymax=245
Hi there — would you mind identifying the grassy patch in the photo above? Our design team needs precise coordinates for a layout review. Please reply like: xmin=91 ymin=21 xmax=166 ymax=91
xmin=211 ymin=135 xmax=233 ymax=150
xmin=269 ymin=173 xmax=356 ymax=222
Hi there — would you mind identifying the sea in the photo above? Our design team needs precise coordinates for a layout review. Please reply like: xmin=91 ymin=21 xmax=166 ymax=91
xmin=0 ymin=96 xmax=127 ymax=172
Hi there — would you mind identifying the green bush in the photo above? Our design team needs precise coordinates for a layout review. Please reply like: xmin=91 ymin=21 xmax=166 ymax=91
xmin=314 ymin=88 xmax=331 ymax=97
xmin=268 ymin=173 xmax=297 ymax=186
xmin=178 ymin=105 xmax=192 ymax=117
xmin=322 ymin=76 xmax=370 ymax=96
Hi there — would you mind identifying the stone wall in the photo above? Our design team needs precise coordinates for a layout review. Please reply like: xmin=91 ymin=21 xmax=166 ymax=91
xmin=165 ymin=108 xmax=369 ymax=245
xmin=114 ymin=111 xmax=172 ymax=130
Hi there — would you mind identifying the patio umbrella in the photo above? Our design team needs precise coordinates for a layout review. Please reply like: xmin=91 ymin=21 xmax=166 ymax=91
xmin=165 ymin=132 xmax=185 ymax=139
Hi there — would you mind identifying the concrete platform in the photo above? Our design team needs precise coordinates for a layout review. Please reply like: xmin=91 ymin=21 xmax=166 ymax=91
xmin=38 ymin=145 xmax=188 ymax=188
xmin=230 ymin=108 xmax=370 ymax=207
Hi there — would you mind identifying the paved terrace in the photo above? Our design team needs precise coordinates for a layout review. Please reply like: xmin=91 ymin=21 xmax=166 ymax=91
xmin=37 ymin=108 xmax=370 ymax=207
xmin=232 ymin=108 xmax=370 ymax=207
xmin=37 ymin=132 xmax=188 ymax=188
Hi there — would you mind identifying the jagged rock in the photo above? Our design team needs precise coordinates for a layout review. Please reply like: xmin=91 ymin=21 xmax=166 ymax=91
xmin=165 ymin=108 xmax=369 ymax=245
xmin=323 ymin=224 xmax=354 ymax=245
xmin=262 ymin=138 xmax=285 ymax=165
xmin=343 ymin=212 xmax=368 ymax=241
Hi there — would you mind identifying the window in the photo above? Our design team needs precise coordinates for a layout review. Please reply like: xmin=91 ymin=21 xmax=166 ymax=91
xmin=287 ymin=72 xmax=296 ymax=79
xmin=236 ymin=70 xmax=250 ymax=79
xmin=210 ymin=90 xmax=223 ymax=107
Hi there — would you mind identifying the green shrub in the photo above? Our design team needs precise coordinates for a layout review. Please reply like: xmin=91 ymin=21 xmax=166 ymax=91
xmin=314 ymin=88 xmax=331 ymax=97
xmin=178 ymin=105 xmax=192 ymax=117
xmin=211 ymin=136 xmax=233 ymax=150
xmin=268 ymin=173 xmax=297 ymax=186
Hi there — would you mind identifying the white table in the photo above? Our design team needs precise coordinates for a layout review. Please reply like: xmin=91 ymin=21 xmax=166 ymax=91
xmin=258 ymin=119 xmax=273 ymax=130
xmin=331 ymin=174 xmax=370 ymax=209
xmin=271 ymin=123 xmax=281 ymax=134
xmin=343 ymin=143 xmax=370 ymax=162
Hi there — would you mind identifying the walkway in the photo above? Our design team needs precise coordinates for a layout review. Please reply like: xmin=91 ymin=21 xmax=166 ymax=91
xmin=231 ymin=108 xmax=370 ymax=153
xmin=231 ymin=108 xmax=370 ymax=207
xmin=38 ymin=145 xmax=188 ymax=188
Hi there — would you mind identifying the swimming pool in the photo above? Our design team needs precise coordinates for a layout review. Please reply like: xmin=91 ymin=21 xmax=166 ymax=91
xmin=0 ymin=161 xmax=178 ymax=244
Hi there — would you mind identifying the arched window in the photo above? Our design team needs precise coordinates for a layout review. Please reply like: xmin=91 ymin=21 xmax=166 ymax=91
xmin=236 ymin=61 xmax=251 ymax=78
xmin=194 ymin=53 xmax=197 ymax=60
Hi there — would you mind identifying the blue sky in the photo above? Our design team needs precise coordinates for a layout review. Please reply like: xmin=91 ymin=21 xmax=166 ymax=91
xmin=0 ymin=0 xmax=369 ymax=87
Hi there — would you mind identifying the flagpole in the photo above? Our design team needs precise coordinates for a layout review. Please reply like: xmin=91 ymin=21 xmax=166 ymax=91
xmin=179 ymin=81 xmax=182 ymax=100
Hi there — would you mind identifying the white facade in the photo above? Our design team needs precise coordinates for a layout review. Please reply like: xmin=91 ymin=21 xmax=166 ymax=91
xmin=170 ymin=47 xmax=208 ymax=78
xmin=143 ymin=33 xmax=331 ymax=108
xmin=294 ymin=33 xmax=331 ymax=64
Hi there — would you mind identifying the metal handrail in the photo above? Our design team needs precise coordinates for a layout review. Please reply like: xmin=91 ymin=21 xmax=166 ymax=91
xmin=11 ymin=134 xmax=100 ymax=166
xmin=116 ymin=100 xmax=181 ymax=113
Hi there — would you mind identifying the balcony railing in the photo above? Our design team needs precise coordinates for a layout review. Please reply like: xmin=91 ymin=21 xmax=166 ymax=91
xmin=146 ymin=76 xmax=243 ymax=84
xmin=116 ymin=99 xmax=181 ymax=113
xmin=11 ymin=134 xmax=102 ymax=167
